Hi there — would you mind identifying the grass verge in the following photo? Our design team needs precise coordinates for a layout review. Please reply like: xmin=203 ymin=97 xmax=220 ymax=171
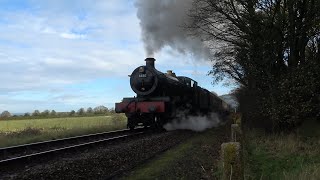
xmin=0 ymin=114 xmax=126 ymax=147
xmin=124 ymin=125 xmax=229 ymax=180
xmin=244 ymin=119 xmax=320 ymax=180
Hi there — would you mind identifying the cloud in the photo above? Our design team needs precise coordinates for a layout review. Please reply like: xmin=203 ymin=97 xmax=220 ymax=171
xmin=60 ymin=33 xmax=85 ymax=39
xmin=0 ymin=0 xmax=144 ymax=94
xmin=0 ymin=0 xmax=234 ymax=113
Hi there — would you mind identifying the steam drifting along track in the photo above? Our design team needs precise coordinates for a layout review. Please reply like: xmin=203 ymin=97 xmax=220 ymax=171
xmin=0 ymin=128 xmax=145 ymax=169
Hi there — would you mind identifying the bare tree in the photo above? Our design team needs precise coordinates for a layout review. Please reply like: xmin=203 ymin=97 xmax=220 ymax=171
xmin=1 ymin=111 xmax=11 ymax=118
xmin=77 ymin=108 xmax=85 ymax=115
xmin=188 ymin=0 xmax=320 ymax=130
xmin=94 ymin=106 xmax=108 ymax=114
xmin=51 ymin=110 xmax=56 ymax=116
xmin=69 ymin=110 xmax=76 ymax=116
xmin=189 ymin=0 xmax=320 ymax=87
xmin=41 ymin=110 xmax=50 ymax=117
xmin=32 ymin=110 xmax=41 ymax=116
xmin=87 ymin=107 xmax=93 ymax=114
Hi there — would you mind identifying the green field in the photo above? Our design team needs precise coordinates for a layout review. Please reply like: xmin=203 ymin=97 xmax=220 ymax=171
xmin=0 ymin=114 xmax=127 ymax=147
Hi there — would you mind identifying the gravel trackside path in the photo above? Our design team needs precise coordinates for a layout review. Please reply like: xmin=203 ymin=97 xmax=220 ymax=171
xmin=1 ymin=130 xmax=193 ymax=180
xmin=122 ymin=120 xmax=232 ymax=179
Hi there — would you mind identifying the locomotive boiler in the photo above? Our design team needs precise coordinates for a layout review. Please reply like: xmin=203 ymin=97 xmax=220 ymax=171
xmin=115 ymin=58 xmax=230 ymax=130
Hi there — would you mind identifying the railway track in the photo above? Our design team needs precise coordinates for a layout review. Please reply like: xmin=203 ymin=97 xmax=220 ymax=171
xmin=0 ymin=128 xmax=146 ymax=169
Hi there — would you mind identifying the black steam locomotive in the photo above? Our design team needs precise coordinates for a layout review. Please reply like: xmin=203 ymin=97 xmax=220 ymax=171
xmin=115 ymin=58 xmax=230 ymax=129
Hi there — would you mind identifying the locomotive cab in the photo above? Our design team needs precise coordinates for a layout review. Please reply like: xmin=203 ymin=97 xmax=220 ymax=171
xmin=177 ymin=76 xmax=198 ymax=88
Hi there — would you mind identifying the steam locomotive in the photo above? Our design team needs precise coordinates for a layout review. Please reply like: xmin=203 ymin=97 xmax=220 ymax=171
xmin=115 ymin=58 xmax=230 ymax=129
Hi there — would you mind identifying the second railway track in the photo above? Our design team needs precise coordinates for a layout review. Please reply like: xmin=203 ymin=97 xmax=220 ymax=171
xmin=0 ymin=128 xmax=146 ymax=169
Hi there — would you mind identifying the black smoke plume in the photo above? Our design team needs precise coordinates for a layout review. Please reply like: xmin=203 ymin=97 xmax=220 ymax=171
xmin=135 ymin=0 xmax=211 ymax=59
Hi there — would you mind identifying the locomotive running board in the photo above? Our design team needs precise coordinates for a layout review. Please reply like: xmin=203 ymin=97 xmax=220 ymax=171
xmin=115 ymin=101 xmax=165 ymax=113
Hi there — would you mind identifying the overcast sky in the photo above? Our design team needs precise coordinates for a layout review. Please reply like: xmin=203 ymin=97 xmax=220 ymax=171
xmin=0 ymin=0 xmax=233 ymax=113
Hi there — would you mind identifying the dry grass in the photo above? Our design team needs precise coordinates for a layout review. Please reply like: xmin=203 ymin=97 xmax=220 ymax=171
xmin=244 ymin=120 xmax=320 ymax=180
xmin=283 ymin=164 xmax=320 ymax=180
xmin=252 ymin=133 xmax=320 ymax=156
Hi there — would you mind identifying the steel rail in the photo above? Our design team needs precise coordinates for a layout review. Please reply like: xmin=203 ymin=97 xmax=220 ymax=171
xmin=0 ymin=129 xmax=129 ymax=151
xmin=0 ymin=131 xmax=145 ymax=167
xmin=0 ymin=128 xmax=144 ymax=160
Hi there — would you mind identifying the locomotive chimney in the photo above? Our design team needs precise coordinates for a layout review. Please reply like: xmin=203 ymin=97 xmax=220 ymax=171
xmin=145 ymin=58 xmax=155 ymax=68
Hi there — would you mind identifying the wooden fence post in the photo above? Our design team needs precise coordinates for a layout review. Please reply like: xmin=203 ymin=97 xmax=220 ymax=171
xmin=221 ymin=142 xmax=243 ymax=180
xmin=231 ymin=124 xmax=242 ymax=142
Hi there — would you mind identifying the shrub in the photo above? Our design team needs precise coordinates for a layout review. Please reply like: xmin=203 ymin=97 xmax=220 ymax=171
xmin=267 ymin=63 xmax=320 ymax=131
xmin=235 ymin=62 xmax=320 ymax=132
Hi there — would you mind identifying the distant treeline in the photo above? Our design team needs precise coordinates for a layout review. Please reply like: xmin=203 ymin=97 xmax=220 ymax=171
xmin=0 ymin=106 xmax=115 ymax=120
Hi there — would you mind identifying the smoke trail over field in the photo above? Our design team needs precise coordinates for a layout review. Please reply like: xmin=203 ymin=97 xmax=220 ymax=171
xmin=135 ymin=0 xmax=210 ymax=59
xmin=163 ymin=112 xmax=221 ymax=132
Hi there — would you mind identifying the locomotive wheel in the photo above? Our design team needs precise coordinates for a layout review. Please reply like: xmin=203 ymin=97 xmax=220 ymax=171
xmin=127 ymin=118 xmax=136 ymax=131
xmin=128 ymin=124 xmax=135 ymax=131
xmin=151 ymin=116 xmax=159 ymax=129
xmin=151 ymin=116 xmax=164 ymax=131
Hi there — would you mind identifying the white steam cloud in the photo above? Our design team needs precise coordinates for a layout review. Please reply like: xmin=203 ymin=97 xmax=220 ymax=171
xmin=135 ymin=0 xmax=211 ymax=59
xmin=164 ymin=112 xmax=221 ymax=132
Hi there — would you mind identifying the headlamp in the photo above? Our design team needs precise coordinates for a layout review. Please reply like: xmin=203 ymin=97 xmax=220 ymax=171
xmin=139 ymin=67 xmax=145 ymax=73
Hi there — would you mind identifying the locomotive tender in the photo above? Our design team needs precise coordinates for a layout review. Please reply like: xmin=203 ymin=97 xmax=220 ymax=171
xmin=115 ymin=58 xmax=230 ymax=129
